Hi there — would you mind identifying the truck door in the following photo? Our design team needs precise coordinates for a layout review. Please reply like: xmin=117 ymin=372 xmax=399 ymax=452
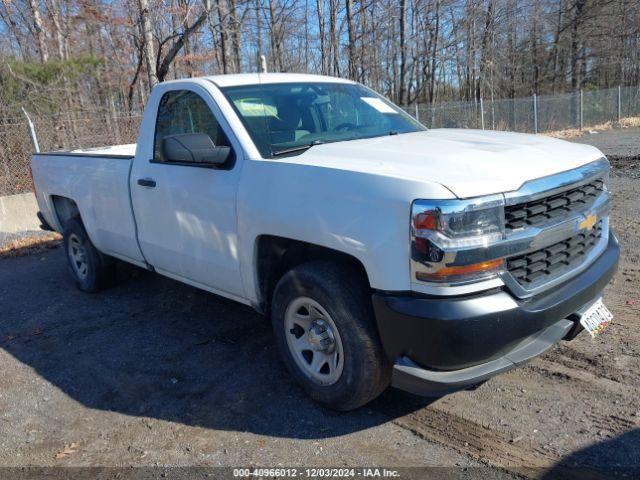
xmin=129 ymin=86 xmax=245 ymax=300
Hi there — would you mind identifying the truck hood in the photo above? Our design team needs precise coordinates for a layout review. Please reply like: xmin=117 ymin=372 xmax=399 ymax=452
xmin=292 ymin=129 xmax=604 ymax=198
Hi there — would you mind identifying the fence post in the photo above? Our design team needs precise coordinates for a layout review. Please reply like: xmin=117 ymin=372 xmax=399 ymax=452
xmin=579 ymin=89 xmax=584 ymax=130
xmin=21 ymin=108 xmax=40 ymax=153
xmin=533 ymin=93 xmax=538 ymax=134
xmin=491 ymin=99 xmax=495 ymax=130
xmin=618 ymin=85 xmax=622 ymax=123
xmin=480 ymin=97 xmax=485 ymax=130
xmin=415 ymin=103 xmax=419 ymax=121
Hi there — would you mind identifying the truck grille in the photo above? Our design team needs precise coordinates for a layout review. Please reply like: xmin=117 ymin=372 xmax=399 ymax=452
xmin=505 ymin=179 xmax=605 ymax=232
xmin=506 ymin=220 xmax=603 ymax=286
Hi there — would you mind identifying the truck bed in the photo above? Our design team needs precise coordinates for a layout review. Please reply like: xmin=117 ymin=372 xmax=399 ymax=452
xmin=40 ymin=143 xmax=136 ymax=158
xmin=31 ymin=144 xmax=145 ymax=265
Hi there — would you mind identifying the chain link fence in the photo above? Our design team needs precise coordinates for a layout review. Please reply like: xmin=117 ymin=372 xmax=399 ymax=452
xmin=410 ymin=85 xmax=640 ymax=132
xmin=1 ymin=85 xmax=639 ymax=247
xmin=0 ymin=112 xmax=140 ymax=247
xmin=0 ymin=112 xmax=141 ymax=197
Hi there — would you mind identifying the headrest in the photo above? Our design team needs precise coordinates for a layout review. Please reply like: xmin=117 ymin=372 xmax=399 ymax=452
xmin=273 ymin=100 xmax=301 ymax=130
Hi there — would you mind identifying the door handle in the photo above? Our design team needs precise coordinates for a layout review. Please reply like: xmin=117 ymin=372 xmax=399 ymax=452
xmin=137 ymin=178 xmax=156 ymax=188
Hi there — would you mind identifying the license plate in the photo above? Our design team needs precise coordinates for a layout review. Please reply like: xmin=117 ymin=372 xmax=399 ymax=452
xmin=580 ymin=298 xmax=613 ymax=337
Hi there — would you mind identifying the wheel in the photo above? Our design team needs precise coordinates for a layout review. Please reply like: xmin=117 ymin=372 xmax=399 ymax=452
xmin=271 ymin=261 xmax=391 ymax=410
xmin=63 ymin=218 xmax=116 ymax=292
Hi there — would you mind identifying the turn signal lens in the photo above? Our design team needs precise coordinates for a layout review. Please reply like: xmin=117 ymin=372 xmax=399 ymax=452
xmin=416 ymin=258 xmax=504 ymax=282
xmin=413 ymin=211 xmax=439 ymax=230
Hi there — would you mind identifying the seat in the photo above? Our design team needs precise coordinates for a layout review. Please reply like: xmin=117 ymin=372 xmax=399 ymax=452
xmin=269 ymin=101 xmax=310 ymax=145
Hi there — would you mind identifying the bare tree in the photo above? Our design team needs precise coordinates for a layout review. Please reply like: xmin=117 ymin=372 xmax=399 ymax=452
xmin=138 ymin=0 xmax=158 ymax=87
xmin=27 ymin=0 xmax=49 ymax=62
xmin=156 ymin=0 xmax=213 ymax=81
xmin=1 ymin=0 xmax=640 ymax=114
xmin=316 ymin=0 xmax=327 ymax=74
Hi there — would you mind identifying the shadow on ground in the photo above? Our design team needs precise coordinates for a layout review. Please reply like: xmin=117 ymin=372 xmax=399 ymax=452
xmin=542 ymin=428 xmax=640 ymax=479
xmin=0 ymin=248 xmax=434 ymax=440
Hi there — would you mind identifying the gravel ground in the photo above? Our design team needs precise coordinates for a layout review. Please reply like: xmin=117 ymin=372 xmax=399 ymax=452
xmin=0 ymin=229 xmax=52 ymax=247
xmin=570 ymin=127 xmax=640 ymax=157
xmin=571 ymin=127 xmax=640 ymax=179
xmin=0 ymin=132 xmax=638 ymax=479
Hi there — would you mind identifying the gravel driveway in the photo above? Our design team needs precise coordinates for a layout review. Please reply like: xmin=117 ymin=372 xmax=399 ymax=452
xmin=0 ymin=132 xmax=638 ymax=478
xmin=570 ymin=127 xmax=640 ymax=157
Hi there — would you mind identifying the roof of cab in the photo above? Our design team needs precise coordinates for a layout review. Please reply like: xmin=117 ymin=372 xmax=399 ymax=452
xmin=202 ymin=72 xmax=355 ymax=88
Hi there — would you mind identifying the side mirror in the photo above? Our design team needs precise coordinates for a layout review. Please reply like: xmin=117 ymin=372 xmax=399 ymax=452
xmin=161 ymin=133 xmax=231 ymax=166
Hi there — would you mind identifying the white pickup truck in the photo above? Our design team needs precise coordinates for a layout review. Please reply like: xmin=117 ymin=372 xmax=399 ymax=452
xmin=31 ymin=73 xmax=619 ymax=410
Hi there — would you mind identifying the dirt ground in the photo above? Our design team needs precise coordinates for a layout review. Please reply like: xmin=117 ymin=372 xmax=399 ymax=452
xmin=0 ymin=130 xmax=639 ymax=479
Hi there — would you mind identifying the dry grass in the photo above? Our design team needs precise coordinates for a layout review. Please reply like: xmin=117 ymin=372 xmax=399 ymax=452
xmin=0 ymin=232 xmax=62 ymax=259
xmin=543 ymin=116 xmax=640 ymax=139
xmin=619 ymin=116 xmax=640 ymax=128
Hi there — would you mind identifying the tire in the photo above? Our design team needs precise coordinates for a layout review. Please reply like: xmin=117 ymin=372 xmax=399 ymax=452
xmin=63 ymin=218 xmax=116 ymax=292
xmin=271 ymin=260 xmax=391 ymax=410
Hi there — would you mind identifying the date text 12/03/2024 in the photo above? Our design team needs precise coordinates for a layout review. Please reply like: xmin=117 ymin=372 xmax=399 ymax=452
xmin=233 ymin=468 xmax=401 ymax=478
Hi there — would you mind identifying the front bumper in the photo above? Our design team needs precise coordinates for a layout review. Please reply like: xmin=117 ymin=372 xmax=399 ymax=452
xmin=372 ymin=232 xmax=620 ymax=396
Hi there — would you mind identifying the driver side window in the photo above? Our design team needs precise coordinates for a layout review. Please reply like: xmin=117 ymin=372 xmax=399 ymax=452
xmin=153 ymin=90 xmax=230 ymax=163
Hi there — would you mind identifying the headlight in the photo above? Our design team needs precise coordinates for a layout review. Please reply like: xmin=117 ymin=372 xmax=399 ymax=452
xmin=411 ymin=196 xmax=505 ymax=284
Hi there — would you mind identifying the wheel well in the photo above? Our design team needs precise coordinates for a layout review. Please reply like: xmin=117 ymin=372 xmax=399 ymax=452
xmin=255 ymin=235 xmax=370 ymax=314
xmin=51 ymin=196 xmax=81 ymax=228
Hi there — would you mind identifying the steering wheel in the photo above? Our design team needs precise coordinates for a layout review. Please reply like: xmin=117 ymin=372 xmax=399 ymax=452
xmin=333 ymin=122 xmax=357 ymax=132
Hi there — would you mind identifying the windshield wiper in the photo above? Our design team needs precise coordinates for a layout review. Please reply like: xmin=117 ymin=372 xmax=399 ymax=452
xmin=271 ymin=140 xmax=324 ymax=157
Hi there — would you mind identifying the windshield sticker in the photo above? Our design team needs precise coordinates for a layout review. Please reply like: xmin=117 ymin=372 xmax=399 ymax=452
xmin=235 ymin=100 xmax=277 ymax=117
xmin=360 ymin=97 xmax=398 ymax=114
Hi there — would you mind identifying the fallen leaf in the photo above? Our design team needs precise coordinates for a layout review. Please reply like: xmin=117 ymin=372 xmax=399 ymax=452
xmin=54 ymin=443 xmax=79 ymax=459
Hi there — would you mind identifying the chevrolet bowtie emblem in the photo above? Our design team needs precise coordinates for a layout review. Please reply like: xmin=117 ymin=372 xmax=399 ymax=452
xmin=579 ymin=213 xmax=598 ymax=230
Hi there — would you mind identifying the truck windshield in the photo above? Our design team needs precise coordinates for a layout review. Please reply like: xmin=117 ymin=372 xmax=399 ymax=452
xmin=220 ymin=82 xmax=426 ymax=158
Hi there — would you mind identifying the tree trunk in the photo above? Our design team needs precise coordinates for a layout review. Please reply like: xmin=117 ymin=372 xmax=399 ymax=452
xmin=398 ymin=0 xmax=407 ymax=105
xmin=27 ymin=0 xmax=49 ymax=62
xmin=45 ymin=0 xmax=66 ymax=60
xmin=216 ymin=0 xmax=229 ymax=73
xmin=570 ymin=0 xmax=587 ymax=92
xmin=476 ymin=0 xmax=493 ymax=102
xmin=228 ymin=0 xmax=242 ymax=72
xmin=255 ymin=0 xmax=263 ymax=62
xmin=316 ymin=0 xmax=327 ymax=74
xmin=428 ymin=0 xmax=441 ymax=104
xmin=345 ymin=0 xmax=356 ymax=79
xmin=329 ymin=0 xmax=339 ymax=76
xmin=157 ymin=0 xmax=212 ymax=81
xmin=138 ymin=0 xmax=158 ymax=88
